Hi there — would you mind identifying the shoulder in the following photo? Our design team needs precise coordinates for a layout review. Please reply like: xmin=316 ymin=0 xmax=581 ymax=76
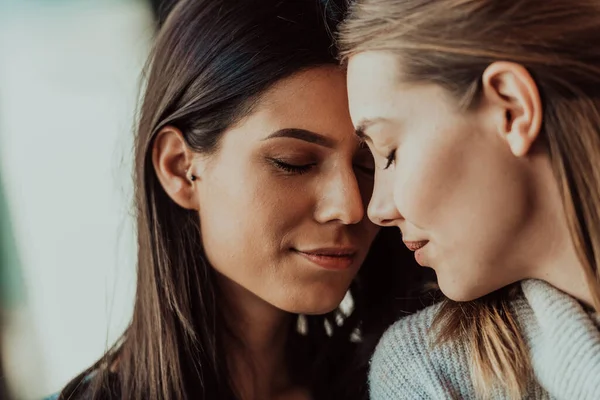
xmin=371 ymin=301 xmax=439 ymax=370
xmin=516 ymin=279 xmax=598 ymax=343
xmin=369 ymin=302 xmax=476 ymax=400
xmin=517 ymin=279 xmax=600 ymax=399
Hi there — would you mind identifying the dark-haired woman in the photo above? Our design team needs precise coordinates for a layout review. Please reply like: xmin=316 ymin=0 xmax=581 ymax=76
xmin=48 ymin=1 xmax=424 ymax=399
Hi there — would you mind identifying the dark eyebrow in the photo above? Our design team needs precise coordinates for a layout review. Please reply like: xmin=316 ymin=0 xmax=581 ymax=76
xmin=263 ymin=128 xmax=335 ymax=148
xmin=355 ymin=118 xmax=386 ymax=142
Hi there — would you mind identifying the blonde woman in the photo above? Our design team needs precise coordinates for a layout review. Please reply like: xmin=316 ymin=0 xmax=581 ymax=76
xmin=339 ymin=0 xmax=600 ymax=399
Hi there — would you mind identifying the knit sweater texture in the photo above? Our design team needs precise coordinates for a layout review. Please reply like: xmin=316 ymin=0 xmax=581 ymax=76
xmin=369 ymin=279 xmax=600 ymax=399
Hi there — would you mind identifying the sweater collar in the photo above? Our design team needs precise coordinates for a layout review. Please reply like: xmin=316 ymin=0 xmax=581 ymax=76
xmin=514 ymin=279 xmax=600 ymax=400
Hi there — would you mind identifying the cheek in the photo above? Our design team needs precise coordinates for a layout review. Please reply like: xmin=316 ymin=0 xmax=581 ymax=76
xmin=198 ymin=160 xmax=313 ymax=273
xmin=393 ymin=120 xmax=505 ymax=235
xmin=393 ymin=135 xmax=465 ymax=226
xmin=398 ymin=124 xmax=531 ymax=265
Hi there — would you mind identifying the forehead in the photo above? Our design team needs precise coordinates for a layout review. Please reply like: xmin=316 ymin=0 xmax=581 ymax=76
xmin=346 ymin=51 xmax=405 ymax=125
xmin=249 ymin=66 xmax=352 ymax=132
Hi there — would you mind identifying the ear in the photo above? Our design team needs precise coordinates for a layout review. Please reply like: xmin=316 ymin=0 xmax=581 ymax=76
xmin=481 ymin=62 xmax=542 ymax=157
xmin=152 ymin=126 xmax=200 ymax=210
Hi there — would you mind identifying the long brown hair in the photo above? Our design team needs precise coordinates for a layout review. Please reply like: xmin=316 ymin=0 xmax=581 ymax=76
xmin=340 ymin=0 xmax=600 ymax=398
xmin=56 ymin=1 xmax=426 ymax=399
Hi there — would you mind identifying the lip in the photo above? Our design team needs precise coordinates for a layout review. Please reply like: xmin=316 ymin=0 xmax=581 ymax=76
xmin=294 ymin=247 xmax=357 ymax=270
xmin=403 ymin=240 xmax=429 ymax=266
xmin=403 ymin=240 xmax=429 ymax=251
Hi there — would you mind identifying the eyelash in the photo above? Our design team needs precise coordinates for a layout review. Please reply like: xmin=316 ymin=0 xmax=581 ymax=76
xmin=270 ymin=155 xmax=377 ymax=177
xmin=384 ymin=149 xmax=396 ymax=170
xmin=269 ymin=158 xmax=316 ymax=175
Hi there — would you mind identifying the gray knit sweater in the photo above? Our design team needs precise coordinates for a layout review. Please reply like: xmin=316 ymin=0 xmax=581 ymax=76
xmin=369 ymin=280 xmax=600 ymax=399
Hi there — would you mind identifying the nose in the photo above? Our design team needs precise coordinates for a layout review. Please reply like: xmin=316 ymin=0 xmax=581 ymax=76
xmin=368 ymin=169 xmax=403 ymax=227
xmin=314 ymin=165 xmax=365 ymax=225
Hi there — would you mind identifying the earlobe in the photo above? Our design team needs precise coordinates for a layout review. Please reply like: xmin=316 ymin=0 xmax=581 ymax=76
xmin=481 ymin=62 xmax=543 ymax=157
xmin=152 ymin=127 xmax=200 ymax=210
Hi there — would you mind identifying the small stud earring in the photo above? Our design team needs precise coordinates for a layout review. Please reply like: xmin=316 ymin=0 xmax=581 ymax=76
xmin=187 ymin=169 xmax=196 ymax=182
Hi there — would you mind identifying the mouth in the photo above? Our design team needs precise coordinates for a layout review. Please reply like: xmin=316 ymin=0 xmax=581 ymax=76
xmin=403 ymin=240 xmax=429 ymax=252
xmin=293 ymin=247 xmax=357 ymax=270
xmin=403 ymin=240 xmax=429 ymax=266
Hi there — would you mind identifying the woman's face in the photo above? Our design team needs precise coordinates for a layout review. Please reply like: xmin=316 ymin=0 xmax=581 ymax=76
xmin=346 ymin=52 xmax=549 ymax=302
xmin=195 ymin=66 xmax=379 ymax=314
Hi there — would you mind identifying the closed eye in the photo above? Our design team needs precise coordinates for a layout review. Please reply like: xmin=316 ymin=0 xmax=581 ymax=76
xmin=384 ymin=149 xmax=396 ymax=170
xmin=268 ymin=158 xmax=316 ymax=175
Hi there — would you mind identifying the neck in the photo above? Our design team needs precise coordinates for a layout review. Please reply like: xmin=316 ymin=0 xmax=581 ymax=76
xmin=534 ymin=229 xmax=594 ymax=307
xmin=526 ymin=156 xmax=595 ymax=308
xmin=218 ymin=275 xmax=297 ymax=400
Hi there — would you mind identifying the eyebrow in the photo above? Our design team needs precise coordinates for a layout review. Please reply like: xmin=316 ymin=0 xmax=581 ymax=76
xmin=263 ymin=128 xmax=335 ymax=148
xmin=355 ymin=118 xmax=386 ymax=142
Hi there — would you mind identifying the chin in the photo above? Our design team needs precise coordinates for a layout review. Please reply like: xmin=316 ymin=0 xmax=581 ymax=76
xmin=439 ymin=288 xmax=482 ymax=302
xmin=301 ymin=303 xmax=341 ymax=316
xmin=437 ymin=275 xmax=493 ymax=302
xmin=278 ymin=290 xmax=346 ymax=315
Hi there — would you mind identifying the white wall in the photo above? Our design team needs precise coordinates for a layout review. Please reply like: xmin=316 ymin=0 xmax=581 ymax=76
xmin=0 ymin=1 xmax=153 ymax=397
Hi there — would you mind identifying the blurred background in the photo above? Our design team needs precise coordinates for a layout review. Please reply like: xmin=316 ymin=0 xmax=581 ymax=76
xmin=0 ymin=0 xmax=171 ymax=398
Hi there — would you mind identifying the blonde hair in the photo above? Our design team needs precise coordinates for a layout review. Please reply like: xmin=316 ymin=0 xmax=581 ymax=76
xmin=340 ymin=0 xmax=600 ymax=398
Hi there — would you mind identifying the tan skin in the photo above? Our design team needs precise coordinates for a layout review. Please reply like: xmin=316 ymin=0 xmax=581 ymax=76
xmin=347 ymin=53 xmax=593 ymax=306
xmin=153 ymin=66 xmax=379 ymax=400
